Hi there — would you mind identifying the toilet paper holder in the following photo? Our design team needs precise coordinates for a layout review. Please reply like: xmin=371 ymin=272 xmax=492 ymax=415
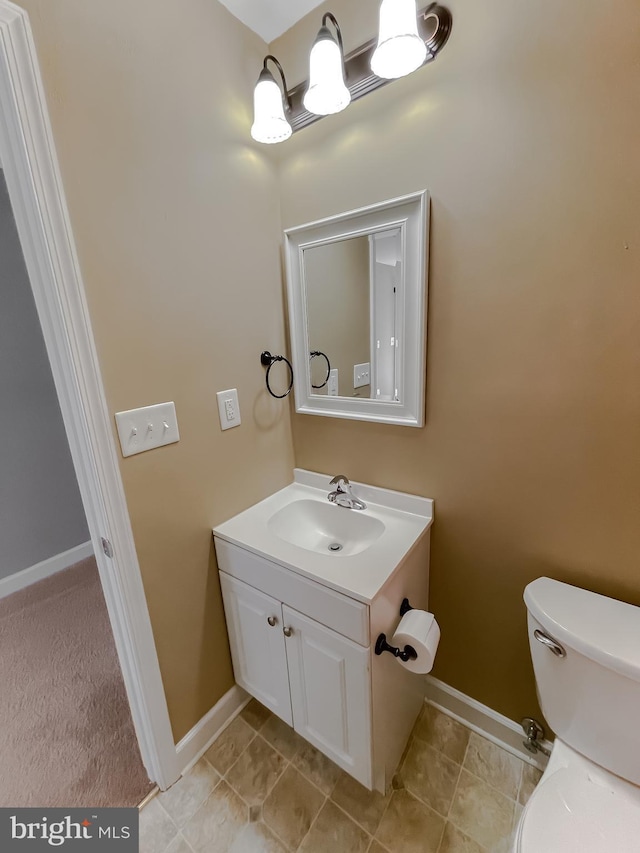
xmin=374 ymin=598 xmax=418 ymax=662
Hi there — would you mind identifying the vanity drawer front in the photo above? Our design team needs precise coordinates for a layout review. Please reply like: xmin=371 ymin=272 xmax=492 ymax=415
xmin=215 ymin=538 xmax=369 ymax=647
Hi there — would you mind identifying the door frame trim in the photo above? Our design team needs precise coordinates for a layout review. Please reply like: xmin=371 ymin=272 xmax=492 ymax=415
xmin=0 ymin=2 xmax=179 ymax=788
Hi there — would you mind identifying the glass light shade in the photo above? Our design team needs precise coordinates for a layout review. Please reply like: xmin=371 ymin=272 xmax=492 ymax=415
xmin=303 ymin=34 xmax=351 ymax=116
xmin=371 ymin=0 xmax=427 ymax=79
xmin=250 ymin=71 xmax=292 ymax=144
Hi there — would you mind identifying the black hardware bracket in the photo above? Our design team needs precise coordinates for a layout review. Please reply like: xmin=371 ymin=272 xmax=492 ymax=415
xmin=375 ymin=598 xmax=417 ymax=661
xmin=309 ymin=350 xmax=331 ymax=389
xmin=261 ymin=351 xmax=294 ymax=399
xmin=400 ymin=597 xmax=414 ymax=617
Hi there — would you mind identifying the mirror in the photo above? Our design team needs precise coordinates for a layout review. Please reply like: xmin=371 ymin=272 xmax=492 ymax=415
xmin=284 ymin=191 xmax=428 ymax=426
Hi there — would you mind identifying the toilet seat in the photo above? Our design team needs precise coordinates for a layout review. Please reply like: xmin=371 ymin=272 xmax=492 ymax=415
xmin=515 ymin=764 xmax=640 ymax=852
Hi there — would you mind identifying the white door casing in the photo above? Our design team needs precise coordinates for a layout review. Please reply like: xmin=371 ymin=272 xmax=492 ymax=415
xmin=0 ymin=2 xmax=178 ymax=787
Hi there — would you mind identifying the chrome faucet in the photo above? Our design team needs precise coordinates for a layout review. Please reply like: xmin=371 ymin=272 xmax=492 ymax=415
xmin=328 ymin=474 xmax=366 ymax=510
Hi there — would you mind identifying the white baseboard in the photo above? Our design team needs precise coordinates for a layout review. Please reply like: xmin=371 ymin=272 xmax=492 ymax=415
xmin=174 ymin=685 xmax=250 ymax=780
xmin=424 ymin=675 xmax=551 ymax=771
xmin=168 ymin=676 xmax=551 ymax=791
xmin=0 ymin=540 xmax=94 ymax=600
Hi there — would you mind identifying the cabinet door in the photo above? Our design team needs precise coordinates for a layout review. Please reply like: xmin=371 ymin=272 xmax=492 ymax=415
xmin=283 ymin=605 xmax=372 ymax=787
xmin=220 ymin=573 xmax=292 ymax=725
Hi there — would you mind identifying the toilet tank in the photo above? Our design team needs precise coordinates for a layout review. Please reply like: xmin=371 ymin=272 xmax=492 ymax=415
xmin=524 ymin=577 xmax=640 ymax=786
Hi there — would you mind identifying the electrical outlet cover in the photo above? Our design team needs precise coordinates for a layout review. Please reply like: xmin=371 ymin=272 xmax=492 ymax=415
xmin=217 ymin=388 xmax=241 ymax=430
xmin=327 ymin=369 xmax=339 ymax=396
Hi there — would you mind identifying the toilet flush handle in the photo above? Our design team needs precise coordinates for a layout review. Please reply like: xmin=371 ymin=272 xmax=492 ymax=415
xmin=534 ymin=629 xmax=566 ymax=658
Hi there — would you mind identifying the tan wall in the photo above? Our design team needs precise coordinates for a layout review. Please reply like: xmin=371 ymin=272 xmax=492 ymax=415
xmin=306 ymin=237 xmax=370 ymax=396
xmin=19 ymin=0 xmax=295 ymax=741
xmin=273 ymin=0 xmax=640 ymax=721
xmin=18 ymin=0 xmax=640 ymax=741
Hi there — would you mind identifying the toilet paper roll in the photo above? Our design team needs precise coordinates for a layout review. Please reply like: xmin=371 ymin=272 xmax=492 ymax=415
xmin=391 ymin=609 xmax=440 ymax=674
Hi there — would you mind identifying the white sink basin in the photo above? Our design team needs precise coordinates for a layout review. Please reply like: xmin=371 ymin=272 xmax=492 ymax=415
xmin=267 ymin=499 xmax=385 ymax=556
xmin=213 ymin=469 xmax=434 ymax=603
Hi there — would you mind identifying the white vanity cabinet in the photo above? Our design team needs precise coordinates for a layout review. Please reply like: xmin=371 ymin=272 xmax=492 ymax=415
xmin=217 ymin=543 xmax=372 ymax=787
xmin=215 ymin=528 xmax=432 ymax=793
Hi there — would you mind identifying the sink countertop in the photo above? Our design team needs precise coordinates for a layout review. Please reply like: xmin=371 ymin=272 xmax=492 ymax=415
xmin=213 ymin=469 xmax=434 ymax=604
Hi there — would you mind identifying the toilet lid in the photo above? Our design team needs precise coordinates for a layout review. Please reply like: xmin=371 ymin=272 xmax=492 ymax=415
xmin=518 ymin=767 xmax=640 ymax=852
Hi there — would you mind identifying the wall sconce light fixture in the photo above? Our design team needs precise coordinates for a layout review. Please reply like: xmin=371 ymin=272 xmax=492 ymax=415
xmin=251 ymin=2 xmax=452 ymax=143
xmin=250 ymin=55 xmax=292 ymax=144
xmin=372 ymin=0 xmax=427 ymax=79
xmin=303 ymin=13 xmax=351 ymax=116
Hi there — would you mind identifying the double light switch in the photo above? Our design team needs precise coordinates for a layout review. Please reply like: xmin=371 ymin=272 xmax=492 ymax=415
xmin=115 ymin=401 xmax=180 ymax=457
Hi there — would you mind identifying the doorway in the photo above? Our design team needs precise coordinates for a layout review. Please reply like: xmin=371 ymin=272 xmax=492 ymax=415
xmin=0 ymin=167 xmax=153 ymax=806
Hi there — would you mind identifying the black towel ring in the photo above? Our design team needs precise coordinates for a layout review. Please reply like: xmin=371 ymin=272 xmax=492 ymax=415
xmin=309 ymin=350 xmax=331 ymax=389
xmin=260 ymin=351 xmax=294 ymax=399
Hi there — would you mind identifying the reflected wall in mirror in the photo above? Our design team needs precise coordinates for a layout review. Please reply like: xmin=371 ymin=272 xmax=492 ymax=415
xmin=305 ymin=228 xmax=402 ymax=401
xmin=285 ymin=191 xmax=428 ymax=426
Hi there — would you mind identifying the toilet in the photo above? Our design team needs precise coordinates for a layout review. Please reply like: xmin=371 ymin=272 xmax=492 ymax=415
xmin=514 ymin=577 xmax=640 ymax=852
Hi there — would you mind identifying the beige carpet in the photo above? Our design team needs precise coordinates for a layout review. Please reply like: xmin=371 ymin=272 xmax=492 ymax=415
xmin=0 ymin=556 xmax=153 ymax=807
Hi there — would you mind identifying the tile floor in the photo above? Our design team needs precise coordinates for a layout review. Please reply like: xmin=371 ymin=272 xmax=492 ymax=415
xmin=140 ymin=700 xmax=542 ymax=853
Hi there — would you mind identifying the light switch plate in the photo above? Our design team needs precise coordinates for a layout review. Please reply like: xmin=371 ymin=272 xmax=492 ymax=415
xmin=217 ymin=388 xmax=241 ymax=430
xmin=115 ymin=401 xmax=179 ymax=457
xmin=354 ymin=362 xmax=370 ymax=388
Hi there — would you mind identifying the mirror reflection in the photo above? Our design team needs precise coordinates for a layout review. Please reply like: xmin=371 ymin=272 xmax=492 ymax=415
xmin=305 ymin=227 xmax=402 ymax=401
xmin=285 ymin=191 xmax=427 ymax=427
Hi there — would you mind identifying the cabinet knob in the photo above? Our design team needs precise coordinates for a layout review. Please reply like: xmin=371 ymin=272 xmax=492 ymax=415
xmin=283 ymin=626 xmax=293 ymax=637
xmin=267 ymin=616 xmax=277 ymax=627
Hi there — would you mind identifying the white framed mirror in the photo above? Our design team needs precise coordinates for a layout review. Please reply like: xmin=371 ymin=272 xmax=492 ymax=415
xmin=284 ymin=191 xmax=429 ymax=426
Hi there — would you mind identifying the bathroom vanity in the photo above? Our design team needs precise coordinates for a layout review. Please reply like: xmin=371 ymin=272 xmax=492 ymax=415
xmin=213 ymin=469 xmax=434 ymax=793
